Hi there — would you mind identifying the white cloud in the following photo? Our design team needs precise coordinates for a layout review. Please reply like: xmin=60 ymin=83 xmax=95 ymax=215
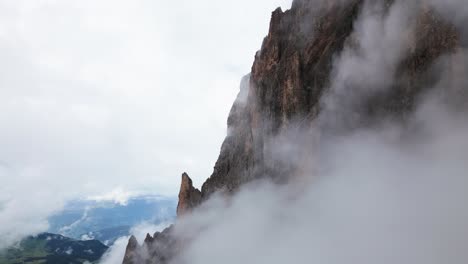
xmin=99 ymin=221 xmax=172 ymax=264
xmin=87 ymin=188 xmax=134 ymax=206
xmin=58 ymin=206 xmax=90 ymax=234
xmin=0 ymin=0 xmax=293 ymax=248
xmin=81 ymin=233 xmax=94 ymax=241
xmin=99 ymin=236 xmax=131 ymax=264
xmin=65 ymin=247 xmax=73 ymax=255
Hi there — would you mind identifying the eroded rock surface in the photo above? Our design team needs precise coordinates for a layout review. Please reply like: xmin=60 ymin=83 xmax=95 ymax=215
xmin=176 ymin=173 xmax=202 ymax=216
xmin=123 ymin=0 xmax=464 ymax=263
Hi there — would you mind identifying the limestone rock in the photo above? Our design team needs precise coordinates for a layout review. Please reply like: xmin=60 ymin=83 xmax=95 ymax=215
xmin=176 ymin=173 xmax=202 ymax=216
xmin=123 ymin=1 xmax=464 ymax=263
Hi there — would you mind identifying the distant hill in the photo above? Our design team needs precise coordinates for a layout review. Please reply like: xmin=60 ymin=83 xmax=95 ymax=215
xmin=0 ymin=196 xmax=176 ymax=263
xmin=48 ymin=195 xmax=177 ymax=245
xmin=0 ymin=233 xmax=108 ymax=264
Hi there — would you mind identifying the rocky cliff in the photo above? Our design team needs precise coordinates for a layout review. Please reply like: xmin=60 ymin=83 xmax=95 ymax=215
xmin=176 ymin=173 xmax=201 ymax=216
xmin=123 ymin=0 xmax=464 ymax=263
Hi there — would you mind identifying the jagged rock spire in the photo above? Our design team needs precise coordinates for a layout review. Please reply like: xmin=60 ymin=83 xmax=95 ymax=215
xmin=122 ymin=235 xmax=141 ymax=264
xmin=123 ymin=1 xmax=463 ymax=263
xmin=176 ymin=173 xmax=202 ymax=216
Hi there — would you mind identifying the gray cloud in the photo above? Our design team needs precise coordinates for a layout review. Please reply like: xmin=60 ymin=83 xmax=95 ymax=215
xmin=169 ymin=95 xmax=468 ymax=264
xmin=320 ymin=0 xmax=419 ymax=128
xmin=100 ymin=222 xmax=171 ymax=264
xmin=150 ymin=1 xmax=468 ymax=264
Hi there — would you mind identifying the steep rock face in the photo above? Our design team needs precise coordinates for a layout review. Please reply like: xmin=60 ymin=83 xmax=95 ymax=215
xmin=123 ymin=0 xmax=463 ymax=263
xmin=123 ymin=236 xmax=141 ymax=264
xmin=123 ymin=227 xmax=176 ymax=264
xmin=202 ymin=0 xmax=460 ymax=199
xmin=176 ymin=173 xmax=202 ymax=216
xmin=200 ymin=74 xmax=255 ymax=196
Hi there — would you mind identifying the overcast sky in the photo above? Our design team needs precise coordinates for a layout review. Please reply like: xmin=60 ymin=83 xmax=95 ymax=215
xmin=0 ymin=0 xmax=292 ymax=247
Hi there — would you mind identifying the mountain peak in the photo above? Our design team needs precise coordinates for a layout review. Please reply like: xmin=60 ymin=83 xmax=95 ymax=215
xmin=123 ymin=0 xmax=464 ymax=263
xmin=176 ymin=173 xmax=202 ymax=216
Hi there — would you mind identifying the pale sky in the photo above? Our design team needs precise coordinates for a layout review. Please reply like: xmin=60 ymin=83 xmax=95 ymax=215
xmin=0 ymin=0 xmax=293 ymax=247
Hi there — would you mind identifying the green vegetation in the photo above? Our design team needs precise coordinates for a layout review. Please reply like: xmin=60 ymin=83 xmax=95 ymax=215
xmin=0 ymin=233 xmax=108 ymax=264
xmin=0 ymin=237 xmax=48 ymax=264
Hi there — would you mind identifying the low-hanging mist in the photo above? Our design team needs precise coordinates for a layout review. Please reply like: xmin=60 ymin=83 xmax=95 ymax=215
xmin=122 ymin=0 xmax=468 ymax=263
xmin=172 ymin=97 xmax=468 ymax=264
